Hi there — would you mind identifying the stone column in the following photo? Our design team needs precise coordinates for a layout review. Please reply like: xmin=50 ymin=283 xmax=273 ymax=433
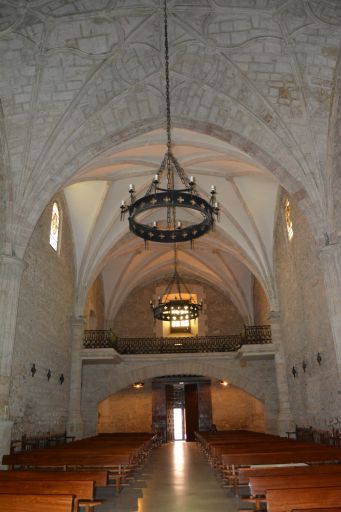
xmin=66 ymin=316 xmax=85 ymax=439
xmin=319 ymin=242 xmax=341 ymax=373
xmin=0 ymin=254 xmax=26 ymax=463
xmin=269 ymin=311 xmax=295 ymax=435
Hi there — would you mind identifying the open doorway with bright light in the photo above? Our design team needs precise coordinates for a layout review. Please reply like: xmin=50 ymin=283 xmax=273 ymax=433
xmin=173 ymin=407 xmax=184 ymax=440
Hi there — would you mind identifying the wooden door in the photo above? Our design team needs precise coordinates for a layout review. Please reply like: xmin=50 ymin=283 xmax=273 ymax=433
xmin=184 ymin=383 xmax=199 ymax=442
xmin=152 ymin=382 xmax=167 ymax=442
xmin=165 ymin=384 xmax=174 ymax=442
xmin=198 ymin=382 xmax=212 ymax=431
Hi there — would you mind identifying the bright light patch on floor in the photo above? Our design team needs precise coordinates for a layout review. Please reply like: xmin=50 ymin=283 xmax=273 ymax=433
xmin=173 ymin=408 xmax=183 ymax=440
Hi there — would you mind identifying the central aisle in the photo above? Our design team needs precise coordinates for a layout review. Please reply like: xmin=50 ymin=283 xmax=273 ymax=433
xmin=99 ymin=441 xmax=239 ymax=512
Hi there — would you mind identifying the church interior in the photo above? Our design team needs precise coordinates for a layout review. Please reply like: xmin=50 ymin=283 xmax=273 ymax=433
xmin=1 ymin=0 xmax=341 ymax=510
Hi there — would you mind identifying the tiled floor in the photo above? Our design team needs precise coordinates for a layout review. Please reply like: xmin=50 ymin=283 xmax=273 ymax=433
xmin=97 ymin=441 xmax=240 ymax=511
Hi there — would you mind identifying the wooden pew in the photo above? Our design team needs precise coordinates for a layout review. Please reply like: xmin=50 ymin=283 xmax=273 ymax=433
xmin=244 ymin=474 xmax=341 ymax=510
xmin=0 ymin=480 xmax=100 ymax=512
xmin=2 ymin=433 xmax=159 ymax=494
xmin=221 ymin=450 xmax=341 ymax=467
xmin=2 ymin=434 xmax=157 ymax=492
xmin=238 ymin=464 xmax=341 ymax=485
xmin=266 ymin=488 xmax=341 ymax=512
xmin=3 ymin=453 xmax=130 ymax=493
xmin=220 ymin=448 xmax=341 ymax=490
xmin=292 ymin=509 xmax=341 ymax=512
xmin=0 ymin=470 xmax=108 ymax=487
xmin=195 ymin=430 xmax=341 ymax=493
xmin=0 ymin=493 xmax=74 ymax=512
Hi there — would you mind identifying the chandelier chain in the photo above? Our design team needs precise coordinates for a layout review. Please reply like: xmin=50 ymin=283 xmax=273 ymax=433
xmin=164 ymin=0 xmax=172 ymax=149
xmin=121 ymin=0 xmax=218 ymax=248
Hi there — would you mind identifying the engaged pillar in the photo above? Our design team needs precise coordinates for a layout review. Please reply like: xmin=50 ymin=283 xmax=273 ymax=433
xmin=269 ymin=310 xmax=295 ymax=436
xmin=0 ymin=254 xmax=26 ymax=464
xmin=66 ymin=316 xmax=85 ymax=439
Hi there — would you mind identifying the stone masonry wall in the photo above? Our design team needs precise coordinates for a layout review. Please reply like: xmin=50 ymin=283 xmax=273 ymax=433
xmin=274 ymin=190 xmax=339 ymax=429
xmin=83 ymin=274 xmax=105 ymax=329
xmin=211 ymin=378 xmax=265 ymax=432
xmin=253 ymin=277 xmax=270 ymax=325
xmin=205 ymin=284 xmax=245 ymax=335
xmin=112 ymin=279 xmax=244 ymax=338
xmin=97 ymin=381 xmax=152 ymax=433
xmin=10 ymin=194 xmax=75 ymax=438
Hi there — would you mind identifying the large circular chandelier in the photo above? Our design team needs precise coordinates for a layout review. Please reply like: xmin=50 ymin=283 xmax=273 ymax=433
xmin=150 ymin=246 xmax=203 ymax=321
xmin=120 ymin=0 xmax=219 ymax=245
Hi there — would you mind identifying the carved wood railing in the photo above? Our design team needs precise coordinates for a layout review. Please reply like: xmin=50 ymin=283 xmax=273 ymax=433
xmin=83 ymin=325 xmax=272 ymax=354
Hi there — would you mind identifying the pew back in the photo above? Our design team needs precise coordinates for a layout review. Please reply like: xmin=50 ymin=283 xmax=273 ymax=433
xmin=0 ymin=480 xmax=94 ymax=507
xmin=249 ymin=474 xmax=341 ymax=496
xmin=0 ymin=470 xmax=108 ymax=486
xmin=0 ymin=493 xmax=74 ymax=512
xmin=267 ymin=487 xmax=341 ymax=512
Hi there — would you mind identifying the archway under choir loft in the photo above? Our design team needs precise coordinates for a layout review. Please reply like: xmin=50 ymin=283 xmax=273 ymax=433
xmin=96 ymin=376 xmax=266 ymax=442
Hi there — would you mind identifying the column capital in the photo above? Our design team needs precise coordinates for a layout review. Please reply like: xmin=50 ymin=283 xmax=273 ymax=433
xmin=0 ymin=254 xmax=26 ymax=276
xmin=71 ymin=316 xmax=86 ymax=328
xmin=319 ymin=241 xmax=341 ymax=255
xmin=268 ymin=310 xmax=281 ymax=322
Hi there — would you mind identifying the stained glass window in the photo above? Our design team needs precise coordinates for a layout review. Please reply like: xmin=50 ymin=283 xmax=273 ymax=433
xmin=50 ymin=202 xmax=60 ymax=251
xmin=285 ymin=198 xmax=293 ymax=241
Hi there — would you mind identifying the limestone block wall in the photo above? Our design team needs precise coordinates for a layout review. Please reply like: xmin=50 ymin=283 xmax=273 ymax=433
xmin=10 ymin=194 xmax=75 ymax=438
xmin=81 ymin=354 xmax=278 ymax=436
xmin=211 ymin=378 xmax=265 ymax=432
xmin=253 ymin=278 xmax=270 ymax=325
xmin=112 ymin=280 xmax=244 ymax=338
xmin=205 ymin=284 xmax=244 ymax=335
xmin=83 ymin=274 xmax=105 ymax=329
xmin=274 ymin=190 xmax=339 ymax=429
xmin=97 ymin=381 xmax=152 ymax=433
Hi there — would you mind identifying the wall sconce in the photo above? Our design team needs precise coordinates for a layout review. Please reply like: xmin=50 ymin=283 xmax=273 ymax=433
xmin=30 ymin=364 xmax=36 ymax=377
xmin=59 ymin=374 xmax=64 ymax=385
xmin=132 ymin=382 xmax=144 ymax=389
xmin=317 ymin=352 xmax=322 ymax=365
xmin=220 ymin=380 xmax=229 ymax=387
xmin=292 ymin=366 xmax=298 ymax=378
xmin=47 ymin=369 xmax=51 ymax=381
xmin=302 ymin=360 xmax=307 ymax=373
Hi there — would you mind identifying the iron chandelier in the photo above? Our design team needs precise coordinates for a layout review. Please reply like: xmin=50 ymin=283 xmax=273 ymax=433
xmin=120 ymin=0 xmax=219 ymax=245
xmin=150 ymin=245 xmax=203 ymax=321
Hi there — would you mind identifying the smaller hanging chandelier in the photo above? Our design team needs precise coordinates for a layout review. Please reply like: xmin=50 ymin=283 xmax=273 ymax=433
xmin=120 ymin=0 xmax=219 ymax=246
xmin=150 ymin=245 xmax=203 ymax=321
